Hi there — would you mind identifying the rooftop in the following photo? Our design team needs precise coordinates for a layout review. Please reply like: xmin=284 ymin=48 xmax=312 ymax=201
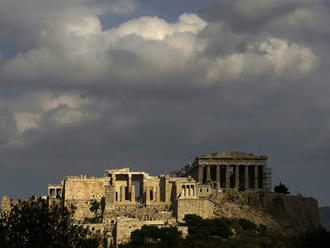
xmin=196 ymin=150 xmax=268 ymax=160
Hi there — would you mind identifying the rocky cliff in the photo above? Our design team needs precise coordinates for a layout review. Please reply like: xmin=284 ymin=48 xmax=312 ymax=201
xmin=177 ymin=191 xmax=320 ymax=235
xmin=212 ymin=191 xmax=320 ymax=234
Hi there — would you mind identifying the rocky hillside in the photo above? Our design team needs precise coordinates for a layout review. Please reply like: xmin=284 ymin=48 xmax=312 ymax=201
xmin=320 ymin=207 xmax=330 ymax=230
xmin=210 ymin=191 xmax=320 ymax=235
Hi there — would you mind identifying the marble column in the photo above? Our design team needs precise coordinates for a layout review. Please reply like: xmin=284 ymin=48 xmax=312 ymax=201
xmin=254 ymin=165 xmax=258 ymax=190
xmin=153 ymin=187 xmax=157 ymax=202
xmin=165 ymin=177 xmax=171 ymax=202
xmin=145 ymin=185 xmax=150 ymax=203
xmin=127 ymin=174 xmax=132 ymax=201
xmin=120 ymin=186 xmax=124 ymax=201
xmin=225 ymin=165 xmax=230 ymax=189
xmin=198 ymin=165 xmax=203 ymax=183
xmin=262 ymin=165 xmax=267 ymax=190
xmin=235 ymin=165 xmax=240 ymax=189
xmin=206 ymin=165 xmax=211 ymax=182
xmin=131 ymin=185 xmax=135 ymax=202
xmin=245 ymin=166 xmax=249 ymax=190
xmin=216 ymin=165 xmax=220 ymax=187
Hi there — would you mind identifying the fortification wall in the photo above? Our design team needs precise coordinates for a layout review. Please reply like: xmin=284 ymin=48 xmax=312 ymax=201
xmin=104 ymin=205 xmax=172 ymax=220
xmin=116 ymin=219 xmax=174 ymax=245
xmin=63 ymin=177 xmax=109 ymax=200
xmin=176 ymin=198 xmax=215 ymax=221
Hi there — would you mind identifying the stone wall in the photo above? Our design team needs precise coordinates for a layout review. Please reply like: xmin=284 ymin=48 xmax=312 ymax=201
xmin=105 ymin=205 xmax=172 ymax=220
xmin=175 ymin=198 xmax=215 ymax=222
xmin=116 ymin=219 xmax=174 ymax=245
xmin=1 ymin=195 xmax=11 ymax=213
xmin=63 ymin=177 xmax=109 ymax=201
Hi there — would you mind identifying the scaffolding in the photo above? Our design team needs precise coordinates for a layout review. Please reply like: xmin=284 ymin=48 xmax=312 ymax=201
xmin=265 ymin=167 xmax=272 ymax=191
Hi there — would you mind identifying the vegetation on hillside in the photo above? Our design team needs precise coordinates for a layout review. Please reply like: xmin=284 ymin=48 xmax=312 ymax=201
xmin=274 ymin=182 xmax=290 ymax=194
xmin=120 ymin=214 xmax=330 ymax=248
xmin=0 ymin=198 xmax=101 ymax=248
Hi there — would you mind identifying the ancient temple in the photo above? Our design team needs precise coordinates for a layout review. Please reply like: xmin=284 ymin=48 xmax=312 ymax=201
xmin=187 ymin=151 xmax=268 ymax=191
xmin=44 ymin=151 xmax=269 ymax=246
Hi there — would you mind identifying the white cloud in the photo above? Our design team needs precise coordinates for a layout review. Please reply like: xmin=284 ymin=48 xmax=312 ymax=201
xmin=6 ymin=91 xmax=110 ymax=146
xmin=14 ymin=112 xmax=41 ymax=133
xmin=207 ymin=37 xmax=317 ymax=81
xmin=251 ymin=38 xmax=317 ymax=75
xmin=113 ymin=13 xmax=207 ymax=40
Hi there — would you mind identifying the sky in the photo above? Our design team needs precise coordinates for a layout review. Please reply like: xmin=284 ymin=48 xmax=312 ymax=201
xmin=0 ymin=0 xmax=330 ymax=206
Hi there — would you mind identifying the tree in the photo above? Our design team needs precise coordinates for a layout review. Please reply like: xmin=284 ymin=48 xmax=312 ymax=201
xmin=121 ymin=225 xmax=183 ymax=248
xmin=171 ymin=163 xmax=192 ymax=177
xmin=274 ymin=182 xmax=290 ymax=194
xmin=89 ymin=200 xmax=101 ymax=219
xmin=0 ymin=198 xmax=101 ymax=248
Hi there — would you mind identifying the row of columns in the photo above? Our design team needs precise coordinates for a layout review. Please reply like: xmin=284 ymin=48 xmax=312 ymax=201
xmin=198 ymin=164 xmax=266 ymax=190
xmin=181 ymin=184 xmax=196 ymax=198
xmin=145 ymin=185 xmax=161 ymax=203
xmin=48 ymin=187 xmax=62 ymax=198
xmin=116 ymin=185 xmax=135 ymax=202
xmin=114 ymin=175 xmax=162 ymax=204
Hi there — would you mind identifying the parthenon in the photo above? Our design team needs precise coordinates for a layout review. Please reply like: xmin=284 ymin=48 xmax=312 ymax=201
xmin=187 ymin=151 xmax=268 ymax=191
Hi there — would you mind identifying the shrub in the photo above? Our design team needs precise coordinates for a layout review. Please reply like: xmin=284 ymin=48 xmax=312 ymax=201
xmin=274 ymin=182 xmax=290 ymax=194
xmin=0 ymin=199 xmax=101 ymax=248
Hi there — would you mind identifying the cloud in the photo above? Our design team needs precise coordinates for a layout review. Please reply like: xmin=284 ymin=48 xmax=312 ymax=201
xmin=0 ymin=0 xmax=330 ymax=205
xmin=207 ymin=37 xmax=317 ymax=81
xmin=114 ymin=13 xmax=207 ymax=40
xmin=2 ymin=90 xmax=110 ymax=147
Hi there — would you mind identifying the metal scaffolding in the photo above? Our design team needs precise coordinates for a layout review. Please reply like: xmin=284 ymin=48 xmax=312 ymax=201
xmin=265 ymin=167 xmax=272 ymax=191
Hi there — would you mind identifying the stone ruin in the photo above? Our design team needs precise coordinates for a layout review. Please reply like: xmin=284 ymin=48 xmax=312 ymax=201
xmin=45 ymin=151 xmax=269 ymax=246
xmin=2 ymin=151 xmax=320 ymax=247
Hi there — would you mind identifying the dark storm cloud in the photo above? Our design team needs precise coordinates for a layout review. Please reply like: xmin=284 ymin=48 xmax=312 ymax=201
xmin=1 ymin=0 xmax=330 ymax=206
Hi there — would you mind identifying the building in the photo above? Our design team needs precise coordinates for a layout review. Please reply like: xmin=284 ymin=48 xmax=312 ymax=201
xmin=187 ymin=150 xmax=268 ymax=191
xmin=22 ymin=151 xmax=269 ymax=246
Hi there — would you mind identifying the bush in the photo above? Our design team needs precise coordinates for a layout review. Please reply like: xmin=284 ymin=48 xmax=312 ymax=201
xmin=0 ymin=199 xmax=101 ymax=248
xmin=122 ymin=225 xmax=183 ymax=248
xmin=237 ymin=218 xmax=257 ymax=231
xmin=274 ymin=182 xmax=290 ymax=194
xmin=212 ymin=218 xmax=233 ymax=238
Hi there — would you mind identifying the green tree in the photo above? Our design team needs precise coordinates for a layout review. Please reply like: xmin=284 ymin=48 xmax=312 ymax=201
xmin=0 ymin=198 xmax=101 ymax=248
xmin=274 ymin=182 xmax=290 ymax=194
xmin=122 ymin=225 xmax=183 ymax=248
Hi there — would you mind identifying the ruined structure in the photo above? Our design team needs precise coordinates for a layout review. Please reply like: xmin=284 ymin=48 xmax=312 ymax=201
xmin=2 ymin=151 xmax=320 ymax=247
xmin=188 ymin=151 xmax=268 ymax=191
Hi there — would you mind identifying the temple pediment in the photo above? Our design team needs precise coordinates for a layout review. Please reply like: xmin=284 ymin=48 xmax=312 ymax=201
xmin=197 ymin=150 xmax=268 ymax=160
